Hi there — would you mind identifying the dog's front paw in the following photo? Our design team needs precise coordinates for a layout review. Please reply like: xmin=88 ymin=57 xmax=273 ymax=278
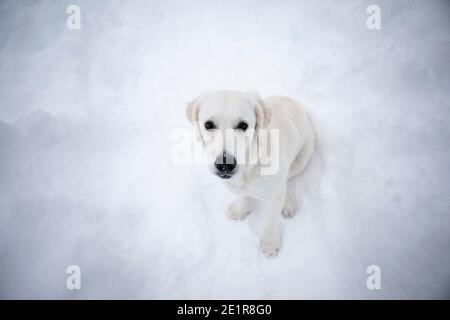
xmin=227 ymin=202 xmax=249 ymax=221
xmin=281 ymin=194 xmax=297 ymax=218
xmin=261 ymin=235 xmax=281 ymax=257
xmin=281 ymin=204 xmax=295 ymax=218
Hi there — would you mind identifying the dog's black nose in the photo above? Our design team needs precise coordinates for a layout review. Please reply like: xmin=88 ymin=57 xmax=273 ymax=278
xmin=215 ymin=152 xmax=237 ymax=175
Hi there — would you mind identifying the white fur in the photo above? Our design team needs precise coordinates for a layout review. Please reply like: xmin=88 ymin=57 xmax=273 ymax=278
xmin=187 ymin=90 xmax=315 ymax=257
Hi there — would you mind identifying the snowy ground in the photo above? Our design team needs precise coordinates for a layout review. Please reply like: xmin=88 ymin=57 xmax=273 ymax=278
xmin=0 ymin=0 xmax=449 ymax=299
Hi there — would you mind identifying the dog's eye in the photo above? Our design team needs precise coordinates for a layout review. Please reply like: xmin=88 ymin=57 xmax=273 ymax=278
xmin=204 ymin=120 xmax=216 ymax=130
xmin=236 ymin=121 xmax=248 ymax=131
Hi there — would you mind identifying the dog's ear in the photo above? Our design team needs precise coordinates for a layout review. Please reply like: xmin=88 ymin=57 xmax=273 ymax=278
xmin=186 ymin=91 xmax=209 ymax=142
xmin=248 ymin=90 xmax=271 ymax=129
xmin=186 ymin=99 xmax=199 ymax=124
xmin=248 ymin=90 xmax=272 ymax=165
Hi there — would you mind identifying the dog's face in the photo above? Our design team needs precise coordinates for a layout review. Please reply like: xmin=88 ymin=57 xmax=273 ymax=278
xmin=186 ymin=90 xmax=270 ymax=180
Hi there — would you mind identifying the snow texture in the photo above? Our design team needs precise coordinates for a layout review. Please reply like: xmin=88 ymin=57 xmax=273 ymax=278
xmin=0 ymin=0 xmax=449 ymax=299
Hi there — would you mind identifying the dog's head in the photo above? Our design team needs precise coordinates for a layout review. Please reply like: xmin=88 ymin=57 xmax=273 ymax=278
xmin=186 ymin=90 xmax=271 ymax=180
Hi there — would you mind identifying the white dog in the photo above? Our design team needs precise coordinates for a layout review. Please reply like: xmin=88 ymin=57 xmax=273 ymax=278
xmin=186 ymin=90 xmax=315 ymax=256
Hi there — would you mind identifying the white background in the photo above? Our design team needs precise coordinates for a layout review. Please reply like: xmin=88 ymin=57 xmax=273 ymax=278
xmin=0 ymin=0 xmax=449 ymax=298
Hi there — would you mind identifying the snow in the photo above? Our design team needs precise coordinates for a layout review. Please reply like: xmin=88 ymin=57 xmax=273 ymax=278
xmin=0 ymin=0 xmax=449 ymax=299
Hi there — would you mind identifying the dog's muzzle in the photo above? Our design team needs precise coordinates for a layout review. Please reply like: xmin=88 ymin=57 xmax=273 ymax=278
xmin=215 ymin=152 xmax=237 ymax=179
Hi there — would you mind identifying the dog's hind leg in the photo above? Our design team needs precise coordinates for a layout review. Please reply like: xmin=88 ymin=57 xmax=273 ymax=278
xmin=283 ymin=137 xmax=314 ymax=218
xmin=288 ymin=138 xmax=315 ymax=180
xmin=282 ymin=179 xmax=297 ymax=218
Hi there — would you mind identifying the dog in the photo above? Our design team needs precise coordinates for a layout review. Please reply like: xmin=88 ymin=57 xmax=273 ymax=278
xmin=186 ymin=90 xmax=315 ymax=256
